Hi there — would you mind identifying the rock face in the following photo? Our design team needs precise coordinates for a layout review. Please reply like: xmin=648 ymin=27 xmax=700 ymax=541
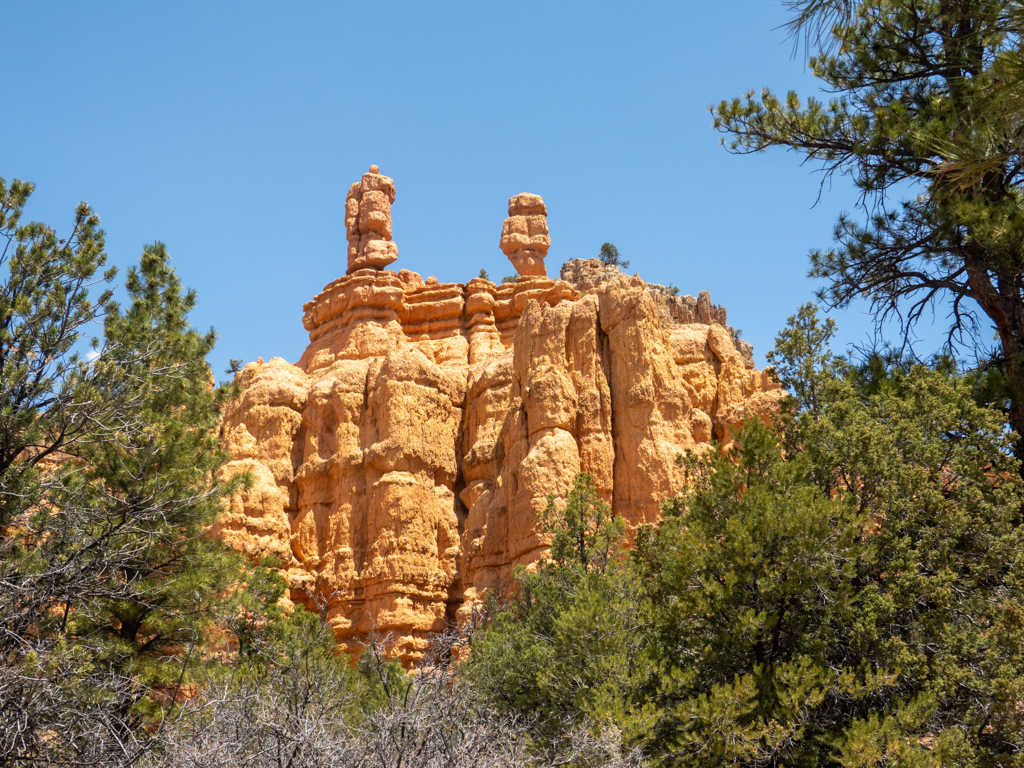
xmin=499 ymin=193 xmax=550 ymax=277
xmin=216 ymin=167 xmax=782 ymax=664
xmin=345 ymin=165 xmax=399 ymax=273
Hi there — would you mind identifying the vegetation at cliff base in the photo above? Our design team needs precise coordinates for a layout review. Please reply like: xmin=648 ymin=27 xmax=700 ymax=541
xmin=6 ymin=0 xmax=1024 ymax=765
xmin=0 ymin=178 xmax=259 ymax=765
xmin=469 ymin=304 xmax=1024 ymax=766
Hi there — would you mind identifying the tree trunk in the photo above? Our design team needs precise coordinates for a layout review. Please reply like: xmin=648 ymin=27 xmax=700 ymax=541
xmin=1007 ymin=354 xmax=1024 ymax=477
xmin=963 ymin=250 xmax=1024 ymax=474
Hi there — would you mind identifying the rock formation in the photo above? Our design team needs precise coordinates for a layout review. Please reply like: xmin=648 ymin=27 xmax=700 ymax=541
xmin=345 ymin=165 xmax=398 ymax=273
xmin=499 ymin=193 xmax=550 ymax=277
xmin=215 ymin=166 xmax=782 ymax=664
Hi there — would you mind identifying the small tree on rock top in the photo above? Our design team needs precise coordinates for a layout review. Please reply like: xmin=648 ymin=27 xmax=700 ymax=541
xmin=598 ymin=242 xmax=629 ymax=270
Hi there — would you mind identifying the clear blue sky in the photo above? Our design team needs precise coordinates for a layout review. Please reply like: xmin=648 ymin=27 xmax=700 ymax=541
xmin=5 ymin=2 xmax=951 ymax=377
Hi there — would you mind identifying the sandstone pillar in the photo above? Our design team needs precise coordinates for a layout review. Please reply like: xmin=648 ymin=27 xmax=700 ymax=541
xmin=345 ymin=164 xmax=399 ymax=274
xmin=499 ymin=193 xmax=550 ymax=277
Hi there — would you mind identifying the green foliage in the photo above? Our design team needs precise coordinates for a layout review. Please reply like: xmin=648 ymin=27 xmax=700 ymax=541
xmin=766 ymin=302 xmax=846 ymax=419
xmin=0 ymin=177 xmax=117 ymax=526
xmin=0 ymin=179 xmax=248 ymax=763
xmin=647 ymin=305 xmax=1024 ymax=767
xmin=468 ymin=305 xmax=1024 ymax=767
xmin=648 ymin=421 xmax=874 ymax=766
xmin=713 ymin=0 xmax=1024 ymax=458
xmin=226 ymin=604 xmax=371 ymax=718
xmin=539 ymin=473 xmax=624 ymax=573
xmin=501 ymin=274 xmax=516 ymax=284
xmin=467 ymin=474 xmax=655 ymax=750
xmin=68 ymin=244 xmax=246 ymax=701
xmin=478 ymin=268 xmax=490 ymax=281
xmin=598 ymin=242 xmax=629 ymax=270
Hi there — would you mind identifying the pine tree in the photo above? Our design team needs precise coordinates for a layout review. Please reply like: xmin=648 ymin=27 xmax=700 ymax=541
xmin=713 ymin=0 xmax=1024 ymax=462
xmin=598 ymin=242 xmax=629 ymax=270
xmin=0 ymin=180 xmax=246 ymax=766
xmin=68 ymin=243 xmax=247 ymax=710
xmin=0 ymin=177 xmax=118 ymax=526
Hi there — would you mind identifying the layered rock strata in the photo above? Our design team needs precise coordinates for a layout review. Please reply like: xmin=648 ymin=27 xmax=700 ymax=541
xmin=215 ymin=171 xmax=782 ymax=664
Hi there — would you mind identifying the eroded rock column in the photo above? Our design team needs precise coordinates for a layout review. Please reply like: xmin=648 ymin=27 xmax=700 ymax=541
xmin=355 ymin=348 xmax=463 ymax=661
xmin=346 ymin=165 xmax=399 ymax=273
xmin=596 ymin=276 xmax=697 ymax=529
xmin=216 ymin=169 xmax=786 ymax=665
xmin=499 ymin=193 xmax=550 ymax=277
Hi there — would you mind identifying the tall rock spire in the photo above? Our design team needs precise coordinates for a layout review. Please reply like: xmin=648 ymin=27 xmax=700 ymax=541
xmin=499 ymin=193 xmax=550 ymax=277
xmin=345 ymin=164 xmax=398 ymax=274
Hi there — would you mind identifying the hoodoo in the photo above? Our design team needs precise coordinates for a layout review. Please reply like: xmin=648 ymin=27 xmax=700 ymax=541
xmin=499 ymin=192 xmax=550 ymax=277
xmin=215 ymin=165 xmax=782 ymax=663
xmin=345 ymin=164 xmax=399 ymax=273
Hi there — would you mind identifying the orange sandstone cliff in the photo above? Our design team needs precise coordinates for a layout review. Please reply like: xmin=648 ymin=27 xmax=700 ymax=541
xmin=214 ymin=166 xmax=782 ymax=663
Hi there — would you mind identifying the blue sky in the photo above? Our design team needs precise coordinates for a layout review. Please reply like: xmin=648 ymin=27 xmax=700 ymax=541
xmin=5 ymin=2 xmax=951 ymax=376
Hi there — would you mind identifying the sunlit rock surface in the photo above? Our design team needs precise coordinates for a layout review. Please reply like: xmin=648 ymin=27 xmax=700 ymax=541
xmin=215 ymin=166 xmax=782 ymax=664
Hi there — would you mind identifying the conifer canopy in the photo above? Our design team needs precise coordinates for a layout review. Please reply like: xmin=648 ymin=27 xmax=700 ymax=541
xmin=714 ymin=0 xmax=1024 ymax=461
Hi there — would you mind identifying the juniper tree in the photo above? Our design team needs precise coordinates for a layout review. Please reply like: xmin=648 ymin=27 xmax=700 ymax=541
xmin=538 ymin=473 xmax=624 ymax=574
xmin=713 ymin=0 xmax=1024 ymax=461
xmin=645 ymin=421 xmax=871 ymax=767
xmin=467 ymin=474 xmax=653 ymax=752
xmin=642 ymin=307 xmax=1024 ymax=767
xmin=469 ymin=306 xmax=1024 ymax=766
